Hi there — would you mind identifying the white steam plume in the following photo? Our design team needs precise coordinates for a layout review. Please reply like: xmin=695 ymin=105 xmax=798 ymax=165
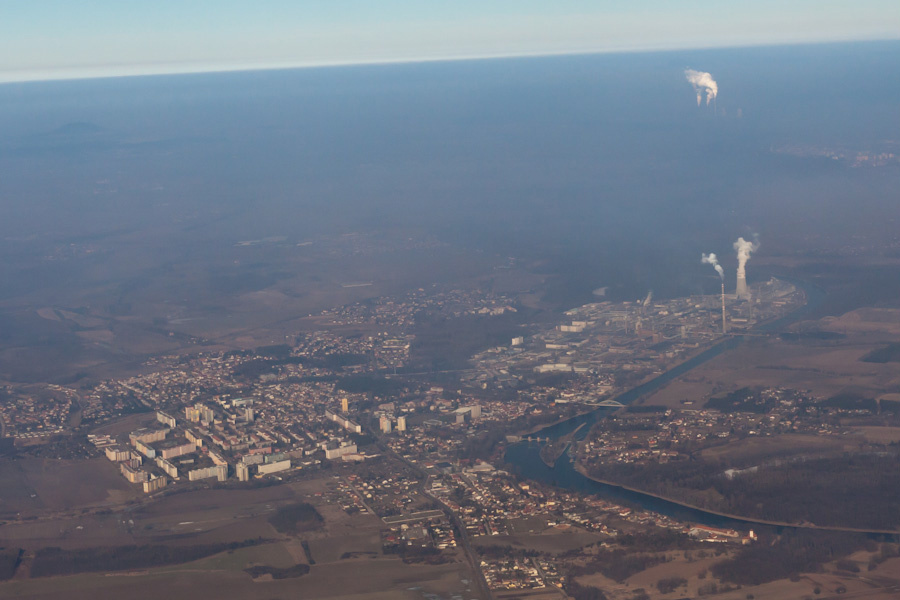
xmin=702 ymin=253 xmax=724 ymax=280
xmin=685 ymin=69 xmax=718 ymax=107
xmin=733 ymin=236 xmax=759 ymax=280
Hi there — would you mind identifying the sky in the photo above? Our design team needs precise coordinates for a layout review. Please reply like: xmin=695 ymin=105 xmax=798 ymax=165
xmin=1 ymin=0 xmax=899 ymax=83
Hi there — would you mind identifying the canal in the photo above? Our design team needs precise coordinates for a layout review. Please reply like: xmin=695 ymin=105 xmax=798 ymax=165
xmin=504 ymin=279 xmax=827 ymax=531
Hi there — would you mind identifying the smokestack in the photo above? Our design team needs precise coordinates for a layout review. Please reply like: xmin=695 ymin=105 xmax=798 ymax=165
xmin=721 ymin=282 xmax=727 ymax=334
xmin=685 ymin=69 xmax=718 ymax=108
xmin=734 ymin=236 xmax=759 ymax=301
xmin=702 ymin=253 xmax=724 ymax=280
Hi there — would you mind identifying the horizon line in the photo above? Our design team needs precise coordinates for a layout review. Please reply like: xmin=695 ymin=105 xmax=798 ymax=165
xmin=1 ymin=36 xmax=897 ymax=87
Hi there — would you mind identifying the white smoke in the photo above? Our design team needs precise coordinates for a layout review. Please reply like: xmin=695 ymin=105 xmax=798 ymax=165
xmin=702 ymin=253 xmax=725 ymax=280
xmin=733 ymin=236 xmax=759 ymax=280
xmin=685 ymin=69 xmax=718 ymax=107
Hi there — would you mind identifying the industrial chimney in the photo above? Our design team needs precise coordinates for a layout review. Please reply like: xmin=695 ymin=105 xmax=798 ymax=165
xmin=721 ymin=282 xmax=727 ymax=334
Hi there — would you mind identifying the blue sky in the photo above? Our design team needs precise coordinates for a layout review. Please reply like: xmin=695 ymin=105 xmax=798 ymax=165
xmin=1 ymin=0 xmax=898 ymax=82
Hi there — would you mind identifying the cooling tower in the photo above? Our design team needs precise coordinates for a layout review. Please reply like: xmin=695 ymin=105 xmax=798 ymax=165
xmin=735 ymin=272 xmax=750 ymax=301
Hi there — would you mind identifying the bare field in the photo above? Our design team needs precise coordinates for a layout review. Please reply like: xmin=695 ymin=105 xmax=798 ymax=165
xmin=711 ymin=570 xmax=900 ymax=600
xmin=624 ymin=551 xmax=729 ymax=598
xmin=135 ymin=484 xmax=296 ymax=521
xmin=575 ymin=571 xmax=628 ymax=596
xmin=850 ymin=426 xmax=900 ymax=444
xmin=0 ymin=477 xmax=297 ymax=550
xmin=129 ymin=485 xmax=299 ymax=545
xmin=0 ymin=555 xmax=476 ymax=600
xmin=307 ymin=531 xmax=383 ymax=564
xmin=819 ymin=308 xmax=900 ymax=336
xmin=698 ymin=433 xmax=860 ymax=464
xmin=0 ymin=472 xmax=483 ymax=599
xmin=0 ymin=473 xmax=361 ymax=552
xmin=574 ymin=548 xmax=900 ymax=600
xmin=0 ymin=513 xmax=135 ymax=551
xmin=640 ymin=326 xmax=900 ymax=409
xmin=313 ymin=503 xmax=385 ymax=534
xmin=163 ymin=540 xmax=296 ymax=572
xmin=88 ymin=413 xmax=158 ymax=437
xmin=137 ymin=513 xmax=279 ymax=547
xmin=0 ymin=458 xmax=139 ymax=518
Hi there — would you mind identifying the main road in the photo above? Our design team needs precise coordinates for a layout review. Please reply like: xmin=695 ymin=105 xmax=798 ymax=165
xmin=376 ymin=439 xmax=494 ymax=600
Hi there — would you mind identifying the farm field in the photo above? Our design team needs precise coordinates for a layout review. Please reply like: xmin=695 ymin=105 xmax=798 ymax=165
xmin=0 ymin=471 xmax=481 ymax=600
xmin=639 ymin=309 xmax=900 ymax=410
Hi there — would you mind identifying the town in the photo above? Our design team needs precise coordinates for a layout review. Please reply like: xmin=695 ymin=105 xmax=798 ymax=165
xmin=0 ymin=278 xmax=840 ymax=599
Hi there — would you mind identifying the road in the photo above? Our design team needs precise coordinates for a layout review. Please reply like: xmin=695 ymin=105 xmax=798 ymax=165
xmin=342 ymin=475 xmax=379 ymax=516
xmin=422 ymin=487 xmax=494 ymax=600
xmin=377 ymin=440 xmax=494 ymax=600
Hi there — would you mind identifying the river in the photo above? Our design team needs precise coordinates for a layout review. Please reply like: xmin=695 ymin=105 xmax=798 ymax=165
xmin=504 ymin=279 xmax=827 ymax=531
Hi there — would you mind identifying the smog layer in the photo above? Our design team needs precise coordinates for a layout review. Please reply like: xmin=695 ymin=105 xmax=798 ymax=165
xmin=1 ymin=41 xmax=900 ymax=600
